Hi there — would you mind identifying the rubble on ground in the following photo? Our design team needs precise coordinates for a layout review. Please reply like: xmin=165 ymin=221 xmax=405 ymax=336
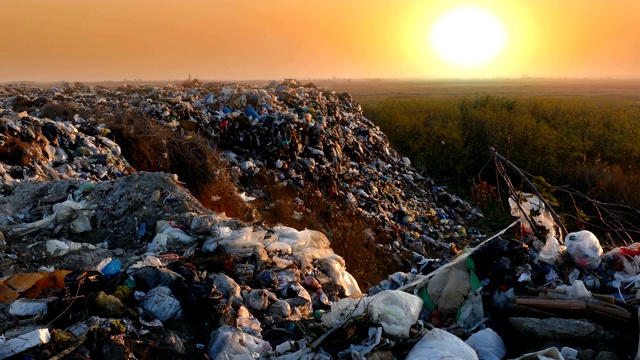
xmin=0 ymin=81 xmax=639 ymax=359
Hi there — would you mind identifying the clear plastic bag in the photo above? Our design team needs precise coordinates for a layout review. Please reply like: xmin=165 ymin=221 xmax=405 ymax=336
xmin=565 ymin=231 xmax=603 ymax=269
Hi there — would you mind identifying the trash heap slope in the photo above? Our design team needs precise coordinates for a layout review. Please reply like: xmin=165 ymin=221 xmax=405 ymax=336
xmin=1 ymin=80 xmax=484 ymax=277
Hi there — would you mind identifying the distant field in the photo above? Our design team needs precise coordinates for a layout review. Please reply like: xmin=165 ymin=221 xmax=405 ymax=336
xmin=314 ymin=78 xmax=640 ymax=101
xmin=9 ymin=78 xmax=640 ymax=101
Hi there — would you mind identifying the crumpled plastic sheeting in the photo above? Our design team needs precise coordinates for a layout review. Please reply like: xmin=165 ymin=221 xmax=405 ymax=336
xmin=319 ymin=255 xmax=362 ymax=299
xmin=146 ymin=221 xmax=196 ymax=255
xmin=46 ymin=239 xmax=97 ymax=257
xmin=338 ymin=327 xmax=383 ymax=359
xmin=12 ymin=199 xmax=91 ymax=236
xmin=322 ymin=290 xmax=422 ymax=338
xmin=427 ymin=254 xmax=471 ymax=316
xmin=458 ymin=289 xmax=486 ymax=332
xmin=207 ymin=325 xmax=271 ymax=360
xmin=510 ymin=193 xmax=564 ymax=265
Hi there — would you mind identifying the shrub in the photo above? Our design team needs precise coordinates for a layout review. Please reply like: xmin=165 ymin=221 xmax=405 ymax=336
xmin=40 ymin=102 xmax=80 ymax=121
xmin=101 ymin=110 xmax=255 ymax=221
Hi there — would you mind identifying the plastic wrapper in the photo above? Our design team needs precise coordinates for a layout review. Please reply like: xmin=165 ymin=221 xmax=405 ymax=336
xmin=13 ymin=200 xmax=91 ymax=236
xmin=458 ymin=289 xmax=486 ymax=332
xmin=510 ymin=193 xmax=564 ymax=265
xmin=140 ymin=285 xmax=183 ymax=321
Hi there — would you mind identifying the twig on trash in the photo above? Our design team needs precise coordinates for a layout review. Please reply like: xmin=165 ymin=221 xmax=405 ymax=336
xmin=48 ymin=277 xmax=85 ymax=326
xmin=49 ymin=329 xmax=92 ymax=360
xmin=491 ymin=148 xmax=568 ymax=238
xmin=494 ymin=156 xmax=542 ymax=239
xmin=305 ymin=295 xmax=369 ymax=357
xmin=487 ymin=148 xmax=640 ymax=245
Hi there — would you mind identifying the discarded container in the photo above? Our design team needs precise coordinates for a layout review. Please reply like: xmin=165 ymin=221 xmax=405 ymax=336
xmin=97 ymin=257 xmax=122 ymax=278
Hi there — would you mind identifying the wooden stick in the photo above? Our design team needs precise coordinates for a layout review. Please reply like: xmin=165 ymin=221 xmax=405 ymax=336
xmin=49 ymin=330 xmax=90 ymax=360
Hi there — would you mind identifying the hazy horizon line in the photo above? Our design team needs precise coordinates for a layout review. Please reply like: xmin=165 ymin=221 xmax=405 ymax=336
xmin=2 ymin=76 xmax=640 ymax=86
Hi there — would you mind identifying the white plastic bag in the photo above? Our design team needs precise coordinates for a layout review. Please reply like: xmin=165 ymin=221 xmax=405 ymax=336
xmin=427 ymin=255 xmax=471 ymax=315
xmin=322 ymin=290 xmax=422 ymax=338
xmin=319 ymin=255 xmax=362 ymax=298
xmin=368 ymin=290 xmax=423 ymax=338
xmin=406 ymin=328 xmax=478 ymax=360
xmin=465 ymin=328 xmax=506 ymax=360
xmin=565 ymin=231 xmax=603 ymax=269
xmin=208 ymin=325 xmax=271 ymax=360
xmin=510 ymin=193 xmax=564 ymax=265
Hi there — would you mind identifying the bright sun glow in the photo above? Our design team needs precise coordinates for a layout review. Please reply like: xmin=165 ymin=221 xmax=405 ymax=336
xmin=430 ymin=6 xmax=507 ymax=68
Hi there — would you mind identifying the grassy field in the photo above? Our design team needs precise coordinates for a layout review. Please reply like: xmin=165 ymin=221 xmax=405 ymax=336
xmin=314 ymin=78 xmax=640 ymax=101
xmin=313 ymin=79 xmax=640 ymax=245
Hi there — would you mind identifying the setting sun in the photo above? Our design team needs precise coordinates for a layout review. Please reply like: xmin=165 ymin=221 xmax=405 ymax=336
xmin=430 ymin=6 xmax=507 ymax=68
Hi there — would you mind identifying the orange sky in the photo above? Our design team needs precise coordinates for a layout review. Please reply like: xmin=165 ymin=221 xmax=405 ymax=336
xmin=1 ymin=0 xmax=639 ymax=82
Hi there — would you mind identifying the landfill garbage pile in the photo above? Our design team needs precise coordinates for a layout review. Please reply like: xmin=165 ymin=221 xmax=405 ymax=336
xmin=1 ymin=81 xmax=482 ymax=269
xmin=0 ymin=109 xmax=132 ymax=187
xmin=1 ymin=81 xmax=640 ymax=359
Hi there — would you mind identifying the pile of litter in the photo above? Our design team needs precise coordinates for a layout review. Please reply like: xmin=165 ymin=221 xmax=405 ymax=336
xmin=1 ymin=80 xmax=482 ymax=268
xmin=0 ymin=81 xmax=639 ymax=359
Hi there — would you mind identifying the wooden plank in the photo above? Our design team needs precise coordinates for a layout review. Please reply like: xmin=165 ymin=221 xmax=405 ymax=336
xmin=516 ymin=297 xmax=587 ymax=310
